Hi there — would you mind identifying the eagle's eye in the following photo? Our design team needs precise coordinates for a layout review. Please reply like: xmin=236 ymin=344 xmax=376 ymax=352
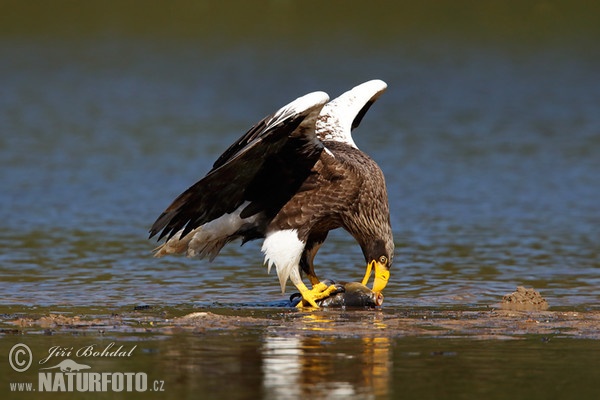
xmin=379 ymin=255 xmax=388 ymax=264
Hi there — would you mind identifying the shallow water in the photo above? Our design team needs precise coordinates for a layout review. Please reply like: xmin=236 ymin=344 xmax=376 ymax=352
xmin=1 ymin=2 xmax=600 ymax=398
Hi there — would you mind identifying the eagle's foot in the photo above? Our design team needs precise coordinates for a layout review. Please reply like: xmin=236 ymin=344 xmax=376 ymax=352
xmin=296 ymin=280 xmax=344 ymax=308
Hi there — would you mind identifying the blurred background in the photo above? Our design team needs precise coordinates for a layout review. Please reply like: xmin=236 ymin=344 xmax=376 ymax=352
xmin=0 ymin=1 xmax=599 ymax=308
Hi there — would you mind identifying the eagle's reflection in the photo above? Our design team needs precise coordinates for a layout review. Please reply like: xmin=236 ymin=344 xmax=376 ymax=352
xmin=262 ymin=331 xmax=391 ymax=398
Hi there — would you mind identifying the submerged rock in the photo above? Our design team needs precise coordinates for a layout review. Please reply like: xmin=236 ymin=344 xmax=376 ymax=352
xmin=290 ymin=281 xmax=383 ymax=308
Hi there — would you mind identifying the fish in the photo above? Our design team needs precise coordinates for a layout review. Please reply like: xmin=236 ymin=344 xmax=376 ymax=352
xmin=289 ymin=281 xmax=383 ymax=308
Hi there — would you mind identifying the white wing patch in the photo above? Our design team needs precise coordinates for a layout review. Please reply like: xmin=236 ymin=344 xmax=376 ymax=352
xmin=316 ymin=79 xmax=387 ymax=148
xmin=261 ymin=229 xmax=305 ymax=293
xmin=267 ymin=91 xmax=329 ymax=128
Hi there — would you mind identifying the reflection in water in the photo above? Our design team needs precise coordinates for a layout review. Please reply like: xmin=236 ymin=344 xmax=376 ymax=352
xmin=262 ymin=336 xmax=304 ymax=399
xmin=262 ymin=333 xmax=391 ymax=398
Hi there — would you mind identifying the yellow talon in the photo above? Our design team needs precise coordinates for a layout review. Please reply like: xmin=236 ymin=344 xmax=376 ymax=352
xmin=310 ymin=281 xmax=330 ymax=292
xmin=295 ymin=281 xmax=340 ymax=308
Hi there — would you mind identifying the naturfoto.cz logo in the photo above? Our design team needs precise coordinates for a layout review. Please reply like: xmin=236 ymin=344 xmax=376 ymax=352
xmin=8 ymin=343 xmax=165 ymax=393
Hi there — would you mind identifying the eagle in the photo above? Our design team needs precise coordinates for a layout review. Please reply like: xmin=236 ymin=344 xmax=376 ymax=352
xmin=149 ymin=79 xmax=393 ymax=307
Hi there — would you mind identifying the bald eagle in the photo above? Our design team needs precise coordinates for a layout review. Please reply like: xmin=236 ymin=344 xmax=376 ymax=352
xmin=149 ymin=80 xmax=393 ymax=307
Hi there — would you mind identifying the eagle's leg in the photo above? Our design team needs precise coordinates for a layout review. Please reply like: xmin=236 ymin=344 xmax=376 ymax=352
xmin=307 ymin=272 xmax=321 ymax=286
xmin=300 ymin=253 xmax=321 ymax=286
xmin=300 ymin=235 xmax=327 ymax=288
xmin=289 ymin=267 xmax=339 ymax=308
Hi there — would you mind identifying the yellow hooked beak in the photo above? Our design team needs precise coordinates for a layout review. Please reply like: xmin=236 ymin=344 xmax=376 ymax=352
xmin=361 ymin=259 xmax=390 ymax=294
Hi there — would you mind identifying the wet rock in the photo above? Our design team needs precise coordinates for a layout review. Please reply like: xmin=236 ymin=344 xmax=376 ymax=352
xmin=501 ymin=286 xmax=549 ymax=311
xmin=290 ymin=281 xmax=383 ymax=308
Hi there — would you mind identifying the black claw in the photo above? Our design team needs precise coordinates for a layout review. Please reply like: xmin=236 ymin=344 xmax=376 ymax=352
xmin=289 ymin=293 xmax=303 ymax=307
xmin=290 ymin=292 xmax=302 ymax=302
xmin=321 ymin=279 xmax=336 ymax=286
xmin=331 ymin=283 xmax=345 ymax=295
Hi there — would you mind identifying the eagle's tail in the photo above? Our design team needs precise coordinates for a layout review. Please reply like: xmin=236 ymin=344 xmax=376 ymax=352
xmin=153 ymin=201 xmax=261 ymax=261
xmin=153 ymin=226 xmax=226 ymax=260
